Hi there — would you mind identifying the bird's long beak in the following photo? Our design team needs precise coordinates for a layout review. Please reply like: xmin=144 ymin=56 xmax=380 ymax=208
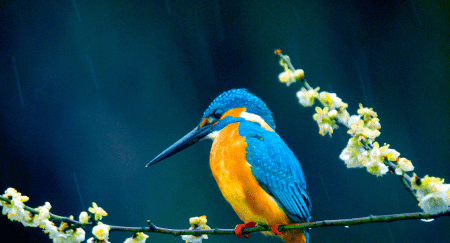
xmin=146 ymin=124 xmax=213 ymax=167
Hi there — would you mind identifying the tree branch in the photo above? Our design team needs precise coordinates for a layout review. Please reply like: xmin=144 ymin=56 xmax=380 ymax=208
xmin=1 ymin=195 xmax=448 ymax=237
xmin=92 ymin=209 xmax=450 ymax=235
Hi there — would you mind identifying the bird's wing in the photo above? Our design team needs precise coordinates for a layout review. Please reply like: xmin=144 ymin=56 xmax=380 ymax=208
xmin=240 ymin=122 xmax=311 ymax=223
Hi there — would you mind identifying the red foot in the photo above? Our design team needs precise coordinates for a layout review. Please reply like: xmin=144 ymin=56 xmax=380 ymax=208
xmin=234 ymin=222 xmax=257 ymax=238
xmin=271 ymin=224 xmax=282 ymax=235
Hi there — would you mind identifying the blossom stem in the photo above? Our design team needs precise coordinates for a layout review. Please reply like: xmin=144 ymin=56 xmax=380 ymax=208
xmin=277 ymin=53 xmax=311 ymax=90
xmin=359 ymin=140 xmax=418 ymax=202
xmin=386 ymin=161 xmax=419 ymax=202
xmin=278 ymin=50 xmax=421 ymax=207
xmin=0 ymin=195 xmax=94 ymax=227
xmin=276 ymin=52 xmax=329 ymax=107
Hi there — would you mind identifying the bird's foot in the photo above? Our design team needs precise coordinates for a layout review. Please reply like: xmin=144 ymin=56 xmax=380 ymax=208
xmin=234 ymin=222 xmax=257 ymax=238
xmin=271 ymin=224 xmax=282 ymax=235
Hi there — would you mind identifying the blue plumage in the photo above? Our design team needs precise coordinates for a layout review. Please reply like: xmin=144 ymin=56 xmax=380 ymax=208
xmin=203 ymin=89 xmax=276 ymax=130
xmin=239 ymin=120 xmax=312 ymax=223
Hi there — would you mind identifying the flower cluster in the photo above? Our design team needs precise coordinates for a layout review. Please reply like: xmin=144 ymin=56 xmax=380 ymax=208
xmin=278 ymin=59 xmax=351 ymax=135
xmin=276 ymin=50 xmax=448 ymax=215
xmin=412 ymin=175 xmax=450 ymax=215
xmin=338 ymin=103 xmax=394 ymax=176
xmin=360 ymin=142 xmax=400 ymax=176
xmin=340 ymin=141 xmax=401 ymax=177
xmin=339 ymin=136 xmax=367 ymax=168
xmin=319 ymin=92 xmax=347 ymax=111
xmin=181 ymin=215 xmax=211 ymax=243
xmin=277 ymin=54 xmax=351 ymax=136
xmin=87 ymin=222 xmax=111 ymax=243
xmin=314 ymin=92 xmax=350 ymax=136
xmin=276 ymin=52 xmax=418 ymax=178
xmin=0 ymin=188 xmax=86 ymax=243
xmin=277 ymin=56 xmax=305 ymax=86
xmin=0 ymin=189 xmax=150 ymax=243
xmin=296 ymin=87 xmax=319 ymax=107
xmin=86 ymin=202 xmax=113 ymax=243
xmin=338 ymin=102 xmax=417 ymax=177
xmin=278 ymin=69 xmax=305 ymax=86
xmin=357 ymin=103 xmax=380 ymax=130
xmin=347 ymin=119 xmax=380 ymax=141
xmin=313 ymin=106 xmax=338 ymax=137
xmin=1 ymin=188 xmax=28 ymax=222
xmin=55 ymin=217 xmax=86 ymax=243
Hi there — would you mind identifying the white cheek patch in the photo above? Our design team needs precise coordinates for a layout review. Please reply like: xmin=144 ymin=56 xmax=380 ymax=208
xmin=239 ymin=112 xmax=274 ymax=131
xmin=204 ymin=131 xmax=219 ymax=140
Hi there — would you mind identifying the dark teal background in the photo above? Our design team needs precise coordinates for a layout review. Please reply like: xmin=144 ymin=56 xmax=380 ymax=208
xmin=1 ymin=0 xmax=449 ymax=242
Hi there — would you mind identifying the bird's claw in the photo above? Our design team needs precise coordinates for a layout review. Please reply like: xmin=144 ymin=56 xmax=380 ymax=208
xmin=234 ymin=222 xmax=257 ymax=238
xmin=271 ymin=224 xmax=282 ymax=235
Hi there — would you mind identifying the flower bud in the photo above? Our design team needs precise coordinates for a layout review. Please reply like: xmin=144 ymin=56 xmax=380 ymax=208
xmin=294 ymin=69 xmax=305 ymax=81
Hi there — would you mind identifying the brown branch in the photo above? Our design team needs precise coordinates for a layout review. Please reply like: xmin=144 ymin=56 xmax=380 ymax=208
xmin=108 ymin=210 xmax=450 ymax=236
xmin=1 ymin=195 xmax=448 ymax=237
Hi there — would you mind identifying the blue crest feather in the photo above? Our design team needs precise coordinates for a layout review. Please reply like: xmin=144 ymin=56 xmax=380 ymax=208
xmin=203 ymin=89 xmax=276 ymax=130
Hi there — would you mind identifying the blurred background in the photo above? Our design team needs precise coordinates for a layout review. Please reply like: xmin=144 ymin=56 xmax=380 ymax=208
xmin=1 ymin=0 xmax=449 ymax=242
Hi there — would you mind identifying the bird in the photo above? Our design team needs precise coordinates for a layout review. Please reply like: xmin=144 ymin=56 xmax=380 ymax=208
xmin=147 ymin=89 xmax=311 ymax=243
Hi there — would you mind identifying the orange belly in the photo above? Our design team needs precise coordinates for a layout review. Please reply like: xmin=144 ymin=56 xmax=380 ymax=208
xmin=209 ymin=122 xmax=307 ymax=243
xmin=209 ymin=122 xmax=291 ymax=225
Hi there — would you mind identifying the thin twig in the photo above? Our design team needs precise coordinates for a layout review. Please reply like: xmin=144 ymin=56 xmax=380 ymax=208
xmin=387 ymin=161 xmax=419 ymax=201
xmin=276 ymin=53 xmax=326 ymax=105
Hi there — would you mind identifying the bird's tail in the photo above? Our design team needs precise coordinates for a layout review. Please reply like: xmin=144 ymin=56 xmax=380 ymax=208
xmin=279 ymin=229 xmax=308 ymax=243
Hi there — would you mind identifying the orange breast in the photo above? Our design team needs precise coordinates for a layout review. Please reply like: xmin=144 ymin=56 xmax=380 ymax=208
xmin=209 ymin=122 xmax=291 ymax=225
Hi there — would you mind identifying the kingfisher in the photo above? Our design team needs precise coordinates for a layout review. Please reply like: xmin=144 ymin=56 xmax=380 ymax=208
xmin=147 ymin=89 xmax=311 ymax=243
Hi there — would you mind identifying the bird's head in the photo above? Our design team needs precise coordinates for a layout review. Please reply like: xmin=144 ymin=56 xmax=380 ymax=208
xmin=146 ymin=89 xmax=275 ymax=167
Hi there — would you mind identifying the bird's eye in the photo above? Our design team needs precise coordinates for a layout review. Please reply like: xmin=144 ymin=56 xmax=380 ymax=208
xmin=212 ymin=109 xmax=224 ymax=120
